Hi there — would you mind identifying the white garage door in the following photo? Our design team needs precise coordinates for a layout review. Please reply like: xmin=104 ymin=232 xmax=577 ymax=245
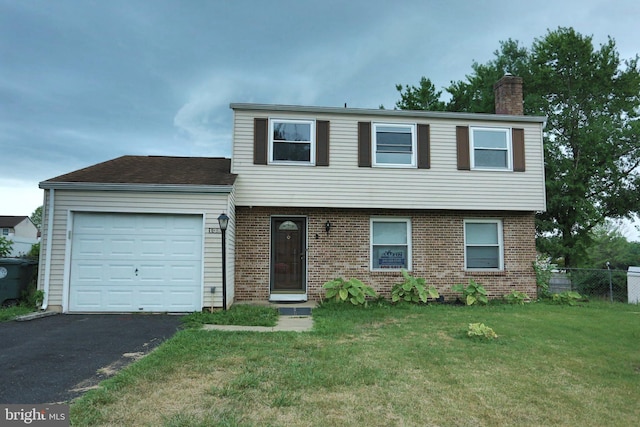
xmin=69 ymin=212 xmax=203 ymax=312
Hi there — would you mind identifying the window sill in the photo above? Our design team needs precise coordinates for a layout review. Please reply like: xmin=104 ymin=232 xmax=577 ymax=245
xmin=464 ymin=269 xmax=506 ymax=276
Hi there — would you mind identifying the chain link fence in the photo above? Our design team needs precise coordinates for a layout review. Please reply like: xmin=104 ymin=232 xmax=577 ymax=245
xmin=550 ymin=268 xmax=629 ymax=302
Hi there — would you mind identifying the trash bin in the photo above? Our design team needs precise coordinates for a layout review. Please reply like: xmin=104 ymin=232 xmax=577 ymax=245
xmin=628 ymin=267 xmax=640 ymax=304
xmin=0 ymin=258 xmax=38 ymax=307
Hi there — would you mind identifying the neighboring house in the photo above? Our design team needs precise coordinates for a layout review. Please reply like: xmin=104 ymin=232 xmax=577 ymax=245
xmin=37 ymin=75 xmax=547 ymax=313
xmin=0 ymin=216 xmax=39 ymax=257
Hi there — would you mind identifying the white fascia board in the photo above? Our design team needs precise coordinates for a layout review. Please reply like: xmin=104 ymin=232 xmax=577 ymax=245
xmin=229 ymin=103 xmax=547 ymax=124
xmin=38 ymin=182 xmax=234 ymax=193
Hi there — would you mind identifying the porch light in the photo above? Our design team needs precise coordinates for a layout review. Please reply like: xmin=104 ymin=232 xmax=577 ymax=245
xmin=325 ymin=221 xmax=331 ymax=234
xmin=218 ymin=213 xmax=229 ymax=231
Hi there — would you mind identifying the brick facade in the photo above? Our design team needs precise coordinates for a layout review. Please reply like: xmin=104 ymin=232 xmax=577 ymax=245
xmin=235 ymin=206 xmax=537 ymax=302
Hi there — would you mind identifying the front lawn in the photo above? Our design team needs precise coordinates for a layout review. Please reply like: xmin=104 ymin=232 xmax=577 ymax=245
xmin=71 ymin=301 xmax=640 ymax=426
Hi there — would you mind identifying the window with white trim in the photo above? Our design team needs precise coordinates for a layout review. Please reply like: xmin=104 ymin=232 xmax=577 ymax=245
xmin=371 ymin=218 xmax=411 ymax=270
xmin=1 ymin=228 xmax=8 ymax=236
xmin=270 ymin=119 xmax=315 ymax=164
xmin=470 ymin=127 xmax=511 ymax=170
xmin=372 ymin=123 xmax=416 ymax=167
xmin=464 ymin=219 xmax=503 ymax=270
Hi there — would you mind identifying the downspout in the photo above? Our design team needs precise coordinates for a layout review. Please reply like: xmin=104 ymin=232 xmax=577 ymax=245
xmin=41 ymin=188 xmax=54 ymax=310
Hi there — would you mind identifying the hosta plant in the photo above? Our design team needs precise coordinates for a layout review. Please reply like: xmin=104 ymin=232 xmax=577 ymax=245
xmin=391 ymin=269 xmax=439 ymax=304
xmin=452 ymin=279 xmax=489 ymax=305
xmin=323 ymin=278 xmax=377 ymax=306
xmin=504 ymin=290 xmax=530 ymax=305
xmin=550 ymin=291 xmax=584 ymax=306
xmin=467 ymin=323 xmax=498 ymax=340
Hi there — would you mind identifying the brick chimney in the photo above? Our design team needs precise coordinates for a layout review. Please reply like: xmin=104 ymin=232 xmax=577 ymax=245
xmin=493 ymin=74 xmax=523 ymax=115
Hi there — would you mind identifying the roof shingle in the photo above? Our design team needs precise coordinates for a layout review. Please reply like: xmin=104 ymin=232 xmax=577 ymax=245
xmin=43 ymin=156 xmax=236 ymax=186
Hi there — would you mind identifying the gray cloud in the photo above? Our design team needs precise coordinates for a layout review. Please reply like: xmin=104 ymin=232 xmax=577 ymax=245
xmin=1 ymin=0 xmax=639 ymax=235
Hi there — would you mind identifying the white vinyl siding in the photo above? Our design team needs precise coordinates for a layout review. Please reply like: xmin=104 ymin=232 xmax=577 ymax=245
xmin=231 ymin=109 xmax=546 ymax=211
xmin=37 ymin=190 xmax=234 ymax=312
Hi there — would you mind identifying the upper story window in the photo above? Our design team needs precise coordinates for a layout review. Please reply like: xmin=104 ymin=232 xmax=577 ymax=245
xmin=470 ymin=127 xmax=511 ymax=170
xmin=270 ymin=119 xmax=315 ymax=164
xmin=372 ymin=123 xmax=416 ymax=167
xmin=464 ymin=219 xmax=503 ymax=270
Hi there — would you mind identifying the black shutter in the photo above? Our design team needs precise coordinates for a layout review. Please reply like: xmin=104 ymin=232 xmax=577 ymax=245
xmin=512 ymin=128 xmax=525 ymax=172
xmin=316 ymin=120 xmax=330 ymax=166
xmin=417 ymin=124 xmax=430 ymax=169
xmin=253 ymin=118 xmax=268 ymax=165
xmin=358 ymin=122 xmax=372 ymax=167
xmin=456 ymin=126 xmax=470 ymax=170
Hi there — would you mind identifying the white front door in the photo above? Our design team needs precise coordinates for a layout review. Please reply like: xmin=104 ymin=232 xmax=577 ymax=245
xmin=69 ymin=212 xmax=203 ymax=312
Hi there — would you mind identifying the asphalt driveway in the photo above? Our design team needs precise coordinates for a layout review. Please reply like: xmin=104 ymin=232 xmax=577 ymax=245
xmin=0 ymin=313 xmax=182 ymax=404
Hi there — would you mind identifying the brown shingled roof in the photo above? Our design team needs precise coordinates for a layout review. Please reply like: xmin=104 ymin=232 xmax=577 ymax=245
xmin=43 ymin=156 xmax=236 ymax=186
xmin=0 ymin=216 xmax=30 ymax=228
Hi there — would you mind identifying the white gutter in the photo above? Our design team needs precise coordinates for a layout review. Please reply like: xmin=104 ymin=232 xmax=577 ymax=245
xmin=41 ymin=188 xmax=54 ymax=310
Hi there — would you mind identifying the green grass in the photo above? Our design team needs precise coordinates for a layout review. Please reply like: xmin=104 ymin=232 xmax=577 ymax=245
xmin=0 ymin=304 xmax=34 ymax=322
xmin=71 ymin=301 xmax=640 ymax=426
xmin=181 ymin=304 xmax=279 ymax=328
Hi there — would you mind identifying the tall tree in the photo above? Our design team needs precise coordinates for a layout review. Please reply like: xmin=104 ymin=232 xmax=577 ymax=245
xmin=394 ymin=77 xmax=446 ymax=111
xmin=30 ymin=206 xmax=42 ymax=230
xmin=579 ymin=222 xmax=640 ymax=270
xmin=395 ymin=27 xmax=640 ymax=267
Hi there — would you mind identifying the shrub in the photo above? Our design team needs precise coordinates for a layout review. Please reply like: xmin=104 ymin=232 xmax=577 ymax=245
xmin=452 ymin=279 xmax=488 ymax=305
xmin=0 ymin=236 xmax=12 ymax=257
xmin=550 ymin=291 xmax=584 ymax=306
xmin=323 ymin=278 xmax=377 ymax=306
xmin=503 ymin=290 xmax=530 ymax=305
xmin=533 ymin=255 xmax=553 ymax=298
xmin=467 ymin=323 xmax=498 ymax=339
xmin=391 ymin=269 xmax=439 ymax=304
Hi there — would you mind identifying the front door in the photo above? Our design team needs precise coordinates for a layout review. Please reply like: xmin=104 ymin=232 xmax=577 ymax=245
xmin=271 ymin=217 xmax=306 ymax=299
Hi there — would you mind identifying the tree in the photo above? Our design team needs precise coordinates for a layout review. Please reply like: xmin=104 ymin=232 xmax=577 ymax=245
xmin=30 ymin=206 xmax=42 ymax=230
xmin=579 ymin=222 xmax=640 ymax=270
xmin=0 ymin=236 xmax=12 ymax=258
xmin=394 ymin=27 xmax=640 ymax=267
xmin=394 ymin=77 xmax=446 ymax=111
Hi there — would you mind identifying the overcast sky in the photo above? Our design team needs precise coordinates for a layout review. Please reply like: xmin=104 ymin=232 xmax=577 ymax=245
xmin=1 ymin=0 xmax=639 ymax=238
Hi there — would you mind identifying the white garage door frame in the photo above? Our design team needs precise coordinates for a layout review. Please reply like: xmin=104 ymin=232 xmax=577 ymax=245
xmin=62 ymin=209 xmax=206 ymax=313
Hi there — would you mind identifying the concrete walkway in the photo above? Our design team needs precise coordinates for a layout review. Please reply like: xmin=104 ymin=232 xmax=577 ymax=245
xmin=202 ymin=315 xmax=313 ymax=332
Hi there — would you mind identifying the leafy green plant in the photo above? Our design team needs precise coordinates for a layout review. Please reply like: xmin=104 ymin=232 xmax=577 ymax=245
xmin=391 ymin=269 xmax=439 ymax=304
xmin=323 ymin=278 xmax=377 ymax=306
xmin=452 ymin=279 xmax=488 ymax=305
xmin=0 ymin=236 xmax=12 ymax=257
xmin=533 ymin=255 xmax=553 ymax=298
xmin=467 ymin=322 xmax=498 ymax=339
xmin=550 ymin=291 xmax=584 ymax=306
xmin=503 ymin=290 xmax=530 ymax=305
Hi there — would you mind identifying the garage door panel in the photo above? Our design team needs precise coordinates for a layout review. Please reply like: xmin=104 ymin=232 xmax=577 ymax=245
xmin=70 ymin=213 xmax=203 ymax=312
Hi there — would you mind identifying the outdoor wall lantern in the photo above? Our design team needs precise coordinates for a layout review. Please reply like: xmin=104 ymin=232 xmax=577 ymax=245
xmin=217 ymin=213 xmax=229 ymax=311
xmin=325 ymin=220 xmax=332 ymax=234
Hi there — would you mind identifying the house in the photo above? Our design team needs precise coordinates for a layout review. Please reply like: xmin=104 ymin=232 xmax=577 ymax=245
xmin=37 ymin=75 xmax=546 ymax=312
xmin=0 ymin=216 xmax=39 ymax=257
